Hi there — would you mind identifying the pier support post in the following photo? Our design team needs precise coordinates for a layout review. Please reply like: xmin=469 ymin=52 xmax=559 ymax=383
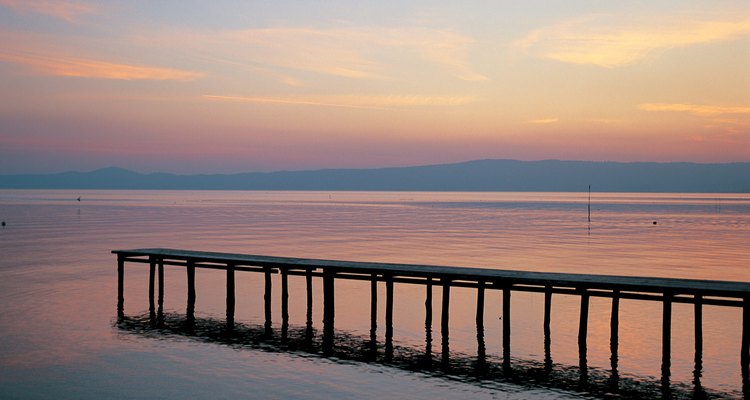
xmin=425 ymin=277 xmax=433 ymax=362
xmin=503 ymin=285 xmax=511 ymax=373
xmin=694 ymin=294 xmax=703 ymax=389
xmin=385 ymin=273 xmax=394 ymax=361
xmin=186 ymin=259 xmax=196 ymax=325
xmin=117 ymin=255 xmax=124 ymax=318
xmin=226 ymin=263 xmax=235 ymax=330
xmin=441 ymin=278 xmax=451 ymax=367
xmin=306 ymin=269 xmax=313 ymax=328
xmin=157 ymin=259 xmax=164 ymax=308
xmin=264 ymin=268 xmax=272 ymax=335
xmin=742 ymin=296 xmax=750 ymax=395
xmin=610 ymin=289 xmax=620 ymax=387
xmin=148 ymin=256 xmax=156 ymax=315
xmin=370 ymin=273 xmax=378 ymax=357
xmin=578 ymin=289 xmax=589 ymax=384
xmin=476 ymin=281 xmax=486 ymax=368
xmin=544 ymin=285 xmax=552 ymax=373
xmin=323 ymin=269 xmax=335 ymax=354
xmin=662 ymin=292 xmax=673 ymax=394
xmin=305 ymin=269 xmax=313 ymax=342
xmin=281 ymin=268 xmax=289 ymax=339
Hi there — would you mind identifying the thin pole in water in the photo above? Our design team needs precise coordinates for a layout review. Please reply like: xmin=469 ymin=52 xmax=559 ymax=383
xmin=588 ymin=185 xmax=591 ymax=223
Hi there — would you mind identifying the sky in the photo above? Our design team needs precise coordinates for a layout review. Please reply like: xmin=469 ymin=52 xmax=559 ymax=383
xmin=0 ymin=0 xmax=749 ymax=174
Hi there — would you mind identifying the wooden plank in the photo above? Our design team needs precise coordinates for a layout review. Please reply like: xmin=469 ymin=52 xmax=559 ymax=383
xmin=113 ymin=248 xmax=750 ymax=297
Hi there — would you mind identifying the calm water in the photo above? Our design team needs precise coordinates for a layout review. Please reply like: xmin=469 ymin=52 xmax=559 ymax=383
xmin=1 ymin=190 xmax=749 ymax=399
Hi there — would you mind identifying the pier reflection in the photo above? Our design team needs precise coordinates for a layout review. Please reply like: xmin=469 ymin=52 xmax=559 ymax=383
xmin=117 ymin=311 xmax=732 ymax=400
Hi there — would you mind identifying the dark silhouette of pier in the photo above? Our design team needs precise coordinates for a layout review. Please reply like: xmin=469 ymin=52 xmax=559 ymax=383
xmin=114 ymin=248 xmax=750 ymax=398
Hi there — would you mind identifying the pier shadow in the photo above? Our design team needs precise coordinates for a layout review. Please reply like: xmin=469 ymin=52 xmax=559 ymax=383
xmin=115 ymin=311 xmax=734 ymax=400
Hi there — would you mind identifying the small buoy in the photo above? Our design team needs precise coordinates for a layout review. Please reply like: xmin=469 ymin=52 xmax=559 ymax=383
xmin=77 ymin=196 xmax=81 ymax=202
xmin=1 ymin=221 xmax=5 ymax=227
xmin=653 ymin=221 xmax=657 ymax=225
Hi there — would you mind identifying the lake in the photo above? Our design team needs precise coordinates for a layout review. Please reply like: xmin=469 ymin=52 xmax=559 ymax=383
xmin=1 ymin=190 xmax=749 ymax=398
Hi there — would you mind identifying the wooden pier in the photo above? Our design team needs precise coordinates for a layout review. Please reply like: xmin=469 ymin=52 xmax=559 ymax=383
xmin=113 ymin=248 xmax=750 ymax=394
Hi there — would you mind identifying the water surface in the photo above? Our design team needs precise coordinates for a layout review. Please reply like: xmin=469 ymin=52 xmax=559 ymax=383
xmin=1 ymin=190 xmax=749 ymax=398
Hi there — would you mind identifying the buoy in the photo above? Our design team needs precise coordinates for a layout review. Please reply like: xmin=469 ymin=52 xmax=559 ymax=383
xmin=77 ymin=197 xmax=81 ymax=202
xmin=653 ymin=221 xmax=657 ymax=225
xmin=1 ymin=221 xmax=5 ymax=227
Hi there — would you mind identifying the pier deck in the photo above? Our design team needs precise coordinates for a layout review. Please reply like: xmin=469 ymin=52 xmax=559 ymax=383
xmin=113 ymin=247 xmax=750 ymax=395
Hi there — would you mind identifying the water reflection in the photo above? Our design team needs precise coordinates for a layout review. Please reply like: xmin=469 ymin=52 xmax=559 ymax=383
xmin=117 ymin=311 xmax=734 ymax=399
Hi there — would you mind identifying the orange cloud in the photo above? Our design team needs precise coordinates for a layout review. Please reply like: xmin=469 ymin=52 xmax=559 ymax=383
xmin=527 ymin=118 xmax=559 ymax=124
xmin=639 ymin=103 xmax=750 ymax=116
xmin=0 ymin=0 xmax=94 ymax=21
xmin=203 ymin=94 xmax=474 ymax=109
xmin=516 ymin=15 xmax=750 ymax=67
xmin=0 ymin=51 xmax=204 ymax=81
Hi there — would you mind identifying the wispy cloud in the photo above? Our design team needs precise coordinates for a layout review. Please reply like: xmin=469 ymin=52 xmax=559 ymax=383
xmin=147 ymin=26 xmax=487 ymax=82
xmin=527 ymin=117 xmax=559 ymax=124
xmin=639 ymin=103 xmax=750 ymax=116
xmin=0 ymin=0 xmax=95 ymax=22
xmin=0 ymin=51 xmax=204 ymax=81
xmin=515 ymin=15 xmax=750 ymax=67
xmin=203 ymin=94 xmax=474 ymax=109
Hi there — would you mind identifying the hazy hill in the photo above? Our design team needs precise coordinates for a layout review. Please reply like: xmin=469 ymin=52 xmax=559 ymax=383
xmin=1 ymin=159 xmax=749 ymax=192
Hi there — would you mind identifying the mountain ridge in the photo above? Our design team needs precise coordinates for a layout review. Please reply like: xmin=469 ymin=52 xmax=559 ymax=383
xmin=1 ymin=159 xmax=749 ymax=192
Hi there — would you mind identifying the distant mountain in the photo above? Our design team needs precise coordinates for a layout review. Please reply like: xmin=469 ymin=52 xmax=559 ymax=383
xmin=1 ymin=159 xmax=749 ymax=192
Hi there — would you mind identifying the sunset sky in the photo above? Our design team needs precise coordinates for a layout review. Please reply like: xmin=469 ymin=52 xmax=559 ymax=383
xmin=1 ymin=0 xmax=749 ymax=173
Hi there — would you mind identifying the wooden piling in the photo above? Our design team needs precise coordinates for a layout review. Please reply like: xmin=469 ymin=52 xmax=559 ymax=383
xmin=371 ymin=273 xmax=378 ymax=338
xmin=425 ymin=277 xmax=433 ymax=361
xmin=476 ymin=281 xmax=486 ymax=367
xmin=385 ymin=273 xmax=394 ymax=360
xmin=117 ymin=255 xmax=124 ymax=317
xmin=264 ymin=268 xmax=272 ymax=334
xmin=578 ymin=289 xmax=589 ymax=382
xmin=610 ymin=289 xmax=620 ymax=385
xmin=694 ymin=293 xmax=703 ymax=388
xmin=323 ymin=269 xmax=335 ymax=353
xmin=186 ymin=259 xmax=196 ymax=324
xmin=227 ymin=263 xmax=235 ymax=329
xmin=503 ymin=285 xmax=511 ymax=372
xmin=441 ymin=278 xmax=451 ymax=366
xmin=742 ymin=297 xmax=750 ymax=374
xmin=544 ymin=285 xmax=552 ymax=373
xmin=148 ymin=257 xmax=156 ymax=312
xmin=662 ymin=292 xmax=673 ymax=392
xmin=157 ymin=259 xmax=164 ymax=308
xmin=306 ymin=269 xmax=313 ymax=329
xmin=281 ymin=268 xmax=289 ymax=338
xmin=476 ymin=281 xmax=485 ymax=327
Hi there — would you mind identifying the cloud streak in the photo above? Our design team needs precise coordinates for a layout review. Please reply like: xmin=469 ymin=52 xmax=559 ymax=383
xmin=527 ymin=118 xmax=559 ymax=124
xmin=0 ymin=0 xmax=94 ymax=21
xmin=147 ymin=26 xmax=487 ymax=82
xmin=639 ymin=103 xmax=750 ymax=116
xmin=516 ymin=15 xmax=750 ymax=67
xmin=203 ymin=94 xmax=474 ymax=109
xmin=0 ymin=51 xmax=204 ymax=81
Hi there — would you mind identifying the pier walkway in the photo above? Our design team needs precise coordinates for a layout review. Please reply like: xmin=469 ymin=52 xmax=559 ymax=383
xmin=113 ymin=248 xmax=750 ymax=395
